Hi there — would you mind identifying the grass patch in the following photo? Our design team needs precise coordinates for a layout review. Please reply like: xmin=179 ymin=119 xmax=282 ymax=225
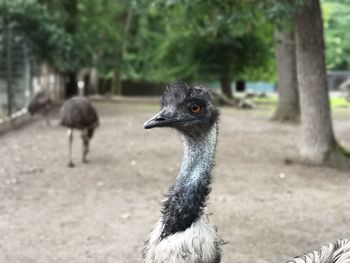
xmin=253 ymin=96 xmax=277 ymax=105
xmin=330 ymin=97 xmax=349 ymax=108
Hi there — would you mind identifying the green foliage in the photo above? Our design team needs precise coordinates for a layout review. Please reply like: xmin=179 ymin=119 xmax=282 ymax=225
xmin=255 ymin=0 xmax=304 ymax=24
xmin=39 ymin=0 xmax=131 ymax=74
xmin=191 ymin=34 xmax=269 ymax=80
xmin=73 ymin=0 xmax=127 ymax=75
xmin=0 ymin=0 xmax=72 ymax=70
xmin=1 ymin=0 xmax=288 ymax=85
xmin=124 ymin=0 xmax=275 ymax=83
xmin=323 ymin=0 xmax=350 ymax=70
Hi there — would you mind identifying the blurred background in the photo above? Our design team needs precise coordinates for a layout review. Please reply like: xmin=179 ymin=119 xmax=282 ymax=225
xmin=1 ymin=0 xmax=350 ymax=116
xmin=1 ymin=0 xmax=350 ymax=262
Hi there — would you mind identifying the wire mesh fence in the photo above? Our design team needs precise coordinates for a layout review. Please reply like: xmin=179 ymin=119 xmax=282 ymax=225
xmin=0 ymin=24 xmax=33 ymax=120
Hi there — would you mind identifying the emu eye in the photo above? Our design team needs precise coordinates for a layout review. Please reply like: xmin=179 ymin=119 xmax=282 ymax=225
xmin=189 ymin=104 xmax=202 ymax=114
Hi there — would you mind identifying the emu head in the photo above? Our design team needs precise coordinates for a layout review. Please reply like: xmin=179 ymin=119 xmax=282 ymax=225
xmin=144 ymin=82 xmax=219 ymax=134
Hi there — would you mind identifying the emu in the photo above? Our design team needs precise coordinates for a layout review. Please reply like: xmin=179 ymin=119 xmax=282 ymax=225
xmin=27 ymin=89 xmax=52 ymax=124
xmin=143 ymin=82 xmax=350 ymax=263
xmin=60 ymin=96 xmax=99 ymax=167
xmin=288 ymin=239 xmax=350 ymax=263
xmin=143 ymin=82 xmax=221 ymax=263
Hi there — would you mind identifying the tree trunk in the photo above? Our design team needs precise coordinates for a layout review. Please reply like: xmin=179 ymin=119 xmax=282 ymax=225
xmin=220 ymin=78 xmax=233 ymax=98
xmin=65 ymin=72 xmax=78 ymax=98
xmin=294 ymin=0 xmax=350 ymax=167
xmin=111 ymin=5 xmax=133 ymax=95
xmin=89 ymin=67 xmax=99 ymax=94
xmin=272 ymin=27 xmax=300 ymax=122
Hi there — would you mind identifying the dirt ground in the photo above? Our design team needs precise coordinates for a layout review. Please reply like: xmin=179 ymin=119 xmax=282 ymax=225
xmin=1 ymin=100 xmax=350 ymax=263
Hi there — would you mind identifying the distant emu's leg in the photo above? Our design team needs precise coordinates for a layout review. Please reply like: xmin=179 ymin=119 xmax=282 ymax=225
xmin=81 ymin=129 xmax=90 ymax=163
xmin=67 ymin=129 xmax=75 ymax=167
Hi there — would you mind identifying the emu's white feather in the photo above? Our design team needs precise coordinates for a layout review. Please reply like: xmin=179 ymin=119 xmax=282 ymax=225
xmin=144 ymin=219 xmax=220 ymax=263
xmin=288 ymin=239 xmax=350 ymax=263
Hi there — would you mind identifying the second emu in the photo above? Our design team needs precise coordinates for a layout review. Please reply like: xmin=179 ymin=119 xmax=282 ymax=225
xmin=60 ymin=96 xmax=99 ymax=167
xmin=27 ymin=89 xmax=52 ymax=124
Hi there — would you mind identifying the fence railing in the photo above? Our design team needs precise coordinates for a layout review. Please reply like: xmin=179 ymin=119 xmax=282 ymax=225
xmin=0 ymin=24 xmax=33 ymax=120
xmin=0 ymin=21 xmax=98 ymax=124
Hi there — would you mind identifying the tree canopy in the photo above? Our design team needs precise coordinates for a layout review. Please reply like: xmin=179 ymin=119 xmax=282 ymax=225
xmin=125 ymin=0 xmax=275 ymax=86
xmin=3 ymin=0 xmax=349 ymax=92
xmin=322 ymin=0 xmax=350 ymax=70
xmin=0 ymin=0 xmax=72 ymax=69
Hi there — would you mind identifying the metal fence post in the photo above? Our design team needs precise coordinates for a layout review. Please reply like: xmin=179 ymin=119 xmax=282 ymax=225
xmin=5 ymin=18 xmax=13 ymax=117
xmin=24 ymin=42 xmax=32 ymax=104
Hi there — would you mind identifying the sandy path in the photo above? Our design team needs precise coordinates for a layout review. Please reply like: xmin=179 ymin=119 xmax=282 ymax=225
xmin=0 ymin=101 xmax=350 ymax=263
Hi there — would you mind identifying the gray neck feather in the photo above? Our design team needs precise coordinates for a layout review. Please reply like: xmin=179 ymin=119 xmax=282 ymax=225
xmin=178 ymin=123 xmax=218 ymax=184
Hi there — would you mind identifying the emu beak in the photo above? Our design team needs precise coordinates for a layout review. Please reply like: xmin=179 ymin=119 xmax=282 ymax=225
xmin=144 ymin=109 xmax=178 ymax=129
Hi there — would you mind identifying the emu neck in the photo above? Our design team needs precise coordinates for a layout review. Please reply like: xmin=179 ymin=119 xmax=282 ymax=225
xmin=160 ymin=123 xmax=218 ymax=239
xmin=179 ymin=126 xmax=217 ymax=182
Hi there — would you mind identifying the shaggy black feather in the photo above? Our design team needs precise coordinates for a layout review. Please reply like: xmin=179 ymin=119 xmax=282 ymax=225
xmin=161 ymin=82 xmax=212 ymax=108
xmin=214 ymin=248 xmax=221 ymax=263
xmin=160 ymin=172 xmax=212 ymax=239
xmin=87 ymin=127 xmax=95 ymax=139
xmin=27 ymin=90 xmax=52 ymax=115
xmin=60 ymin=96 xmax=99 ymax=131
xmin=160 ymin=82 xmax=219 ymax=132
